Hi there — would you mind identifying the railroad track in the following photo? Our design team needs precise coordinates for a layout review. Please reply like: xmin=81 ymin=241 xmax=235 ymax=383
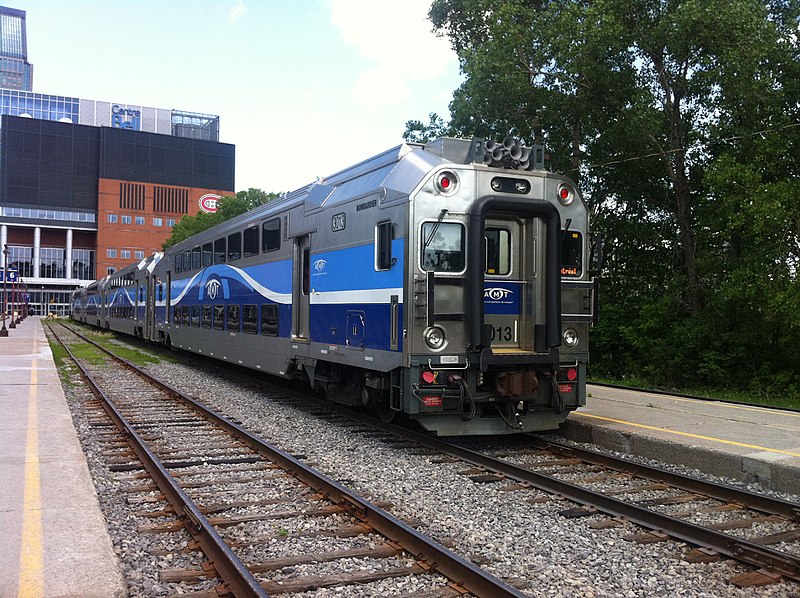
xmin=55 ymin=322 xmax=800 ymax=592
xmin=284 ymin=401 xmax=800 ymax=589
xmin=49 ymin=322 xmax=525 ymax=597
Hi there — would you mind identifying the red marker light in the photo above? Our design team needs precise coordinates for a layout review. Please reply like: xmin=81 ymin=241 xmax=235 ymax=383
xmin=567 ymin=368 xmax=578 ymax=381
xmin=422 ymin=371 xmax=436 ymax=384
xmin=560 ymin=187 xmax=570 ymax=199
xmin=440 ymin=176 xmax=450 ymax=188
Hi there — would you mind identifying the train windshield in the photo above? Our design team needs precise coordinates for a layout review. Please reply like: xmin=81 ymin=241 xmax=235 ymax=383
xmin=421 ymin=222 xmax=464 ymax=272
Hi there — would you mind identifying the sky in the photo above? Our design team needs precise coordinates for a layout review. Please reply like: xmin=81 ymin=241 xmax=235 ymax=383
xmin=13 ymin=0 xmax=462 ymax=193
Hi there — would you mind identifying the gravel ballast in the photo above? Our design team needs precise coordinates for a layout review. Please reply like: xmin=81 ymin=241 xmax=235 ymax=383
xmin=60 ymin=342 xmax=800 ymax=597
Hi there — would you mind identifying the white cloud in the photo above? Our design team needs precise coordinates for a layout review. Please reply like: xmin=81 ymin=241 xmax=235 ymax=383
xmin=328 ymin=0 xmax=457 ymax=108
xmin=228 ymin=1 xmax=247 ymax=24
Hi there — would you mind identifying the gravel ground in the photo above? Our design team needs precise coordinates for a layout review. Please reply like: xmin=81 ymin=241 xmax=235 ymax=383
xmin=58 ymin=339 xmax=800 ymax=597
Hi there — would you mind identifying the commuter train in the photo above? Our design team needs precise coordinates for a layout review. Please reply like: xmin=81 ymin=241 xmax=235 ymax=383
xmin=72 ymin=137 xmax=597 ymax=435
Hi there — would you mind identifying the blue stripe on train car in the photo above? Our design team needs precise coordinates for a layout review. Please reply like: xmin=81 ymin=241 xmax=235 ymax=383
xmin=310 ymin=241 xmax=404 ymax=293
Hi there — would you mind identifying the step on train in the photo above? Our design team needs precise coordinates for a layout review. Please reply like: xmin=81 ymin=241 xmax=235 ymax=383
xmin=72 ymin=137 xmax=597 ymax=435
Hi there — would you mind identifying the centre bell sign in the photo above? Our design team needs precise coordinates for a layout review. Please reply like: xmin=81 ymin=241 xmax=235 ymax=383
xmin=111 ymin=104 xmax=141 ymax=130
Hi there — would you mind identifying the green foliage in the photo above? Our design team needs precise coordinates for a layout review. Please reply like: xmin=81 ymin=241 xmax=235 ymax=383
xmin=403 ymin=113 xmax=453 ymax=143
xmin=162 ymin=188 xmax=281 ymax=249
xmin=428 ymin=0 xmax=800 ymax=404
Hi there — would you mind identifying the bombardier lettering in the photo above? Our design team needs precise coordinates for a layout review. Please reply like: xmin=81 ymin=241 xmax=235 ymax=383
xmin=356 ymin=199 xmax=377 ymax=211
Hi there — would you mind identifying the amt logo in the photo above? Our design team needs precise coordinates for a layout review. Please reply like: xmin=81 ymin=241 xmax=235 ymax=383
xmin=313 ymin=259 xmax=327 ymax=273
xmin=205 ymin=279 xmax=222 ymax=300
xmin=484 ymin=287 xmax=513 ymax=300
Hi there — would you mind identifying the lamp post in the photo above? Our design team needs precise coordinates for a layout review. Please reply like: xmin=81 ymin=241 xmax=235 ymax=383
xmin=13 ymin=271 xmax=20 ymax=324
xmin=20 ymin=279 xmax=26 ymax=320
xmin=1 ymin=244 xmax=8 ymax=336
xmin=8 ymin=260 xmax=15 ymax=329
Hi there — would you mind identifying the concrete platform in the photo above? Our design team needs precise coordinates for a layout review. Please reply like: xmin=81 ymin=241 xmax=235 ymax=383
xmin=0 ymin=317 xmax=125 ymax=597
xmin=560 ymin=384 xmax=800 ymax=495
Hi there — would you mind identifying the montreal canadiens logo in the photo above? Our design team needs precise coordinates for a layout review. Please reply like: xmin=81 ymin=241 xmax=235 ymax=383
xmin=313 ymin=259 xmax=327 ymax=273
xmin=484 ymin=287 xmax=513 ymax=300
xmin=199 ymin=193 xmax=222 ymax=213
xmin=205 ymin=279 xmax=222 ymax=300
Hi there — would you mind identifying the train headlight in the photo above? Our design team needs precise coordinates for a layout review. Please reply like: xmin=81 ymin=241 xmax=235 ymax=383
xmin=557 ymin=183 xmax=574 ymax=206
xmin=423 ymin=326 xmax=448 ymax=351
xmin=562 ymin=327 xmax=579 ymax=348
xmin=435 ymin=171 xmax=459 ymax=195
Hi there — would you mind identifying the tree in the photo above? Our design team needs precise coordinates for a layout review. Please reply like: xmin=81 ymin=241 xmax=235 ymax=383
xmin=403 ymin=112 xmax=453 ymax=143
xmin=162 ymin=188 xmax=281 ymax=249
xmin=428 ymin=0 xmax=800 ymax=399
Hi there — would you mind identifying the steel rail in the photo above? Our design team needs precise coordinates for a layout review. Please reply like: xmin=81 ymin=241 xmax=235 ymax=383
xmin=56 ymin=322 xmax=527 ymax=598
xmin=527 ymin=436 xmax=800 ymax=520
xmin=49 ymin=324 xmax=269 ymax=598
xmin=324 ymin=406 xmax=800 ymax=582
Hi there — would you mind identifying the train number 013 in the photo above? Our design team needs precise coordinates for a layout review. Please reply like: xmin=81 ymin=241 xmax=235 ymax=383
xmin=490 ymin=325 xmax=515 ymax=342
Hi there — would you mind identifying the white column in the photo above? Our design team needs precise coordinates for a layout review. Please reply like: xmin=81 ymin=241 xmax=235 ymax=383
xmin=0 ymin=224 xmax=7 ymax=252
xmin=33 ymin=227 xmax=41 ymax=279
xmin=66 ymin=228 xmax=73 ymax=280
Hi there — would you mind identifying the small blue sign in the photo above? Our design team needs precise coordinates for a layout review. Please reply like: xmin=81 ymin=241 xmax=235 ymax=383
xmin=1 ymin=268 xmax=19 ymax=283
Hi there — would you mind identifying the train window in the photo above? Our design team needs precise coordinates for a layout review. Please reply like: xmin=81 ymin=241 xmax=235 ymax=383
xmin=262 ymin=218 xmax=281 ymax=252
xmin=228 ymin=232 xmax=241 ymax=261
xmin=214 ymin=238 xmax=226 ymax=263
xmin=202 ymin=243 xmax=213 ymax=267
xmin=421 ymin=222 xmax=465 ymax=273
xmin=227 ymin=304 xmax=240 ymax=331
xmin=485 ymin=228 xmax=511 ymax=275
xmin=201 ymin=305 xmax=212 ymax=328
xmin=174 ymin=306 xmax=181 ymax=325
xmin=561 ymin=231 xmax=583 ymax=277
xmin=182 ymin=305 xmax=190 ymax=326
xmin=191 ymin=305 xmax=201 ymax=327
xmin=175 ymin=253 xmax=182 ymax=273
xmin=261 ymin=303 xmax=279 ymax=336
xmin=376 ymin=221 xmax=394 ymax=270
xmin=213 ymin=305 xmax=225 ymax=329
xmin=243 ymin=226 xmax=259 ymax=257
xmin=183 ymin=250 xmax=191 ymax=271
xmin=192 ymin=247 xmax=201 ymax=270
xmin=242 ymin=304 xmax=258 ymax=333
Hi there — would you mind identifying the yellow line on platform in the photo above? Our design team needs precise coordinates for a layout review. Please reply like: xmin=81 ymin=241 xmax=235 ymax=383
xmin=573 ymin=412 xmax=800 ymax=458
xmin=18 ymin=359 xmax=43 ymax=598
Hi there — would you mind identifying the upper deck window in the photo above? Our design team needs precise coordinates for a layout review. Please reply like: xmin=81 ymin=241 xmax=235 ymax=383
xmin=421 ymin=222 xmax=464 ymax=273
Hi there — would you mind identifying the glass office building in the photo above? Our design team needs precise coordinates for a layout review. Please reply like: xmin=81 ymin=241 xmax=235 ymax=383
xmin=0 ymin=6 xmax=32 ymax=91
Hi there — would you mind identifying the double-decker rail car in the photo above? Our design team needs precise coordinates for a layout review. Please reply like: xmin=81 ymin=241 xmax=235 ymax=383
xmin=73 ymin=137 xmax=597 ymax=435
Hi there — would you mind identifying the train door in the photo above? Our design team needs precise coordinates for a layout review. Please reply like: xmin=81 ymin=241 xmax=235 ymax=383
xmin=484 ymin=218 xmax=528 ymax=351
xmin=292 ymin=235 xmax=310 ymax=340
xmin=145 ymin=275 xmax=155 ymax=339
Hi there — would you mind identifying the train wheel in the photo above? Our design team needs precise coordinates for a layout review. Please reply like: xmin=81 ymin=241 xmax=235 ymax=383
xmin=374 ymin=397 xmax=400 ymax=424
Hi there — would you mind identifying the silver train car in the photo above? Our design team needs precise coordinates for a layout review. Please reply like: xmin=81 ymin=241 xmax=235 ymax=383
xmin=73 ymin=137 xmax=597 ymax=435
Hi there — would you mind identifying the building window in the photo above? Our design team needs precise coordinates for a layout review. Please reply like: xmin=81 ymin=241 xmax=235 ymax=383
xmin=107 ymin=249 xmax=118 ymax=258
xmin=167 ymin=218 xmax=176 ymax=227
xmin=153 ymin=186 xmax=189 ymax=213
xmin=120 ymin=182 xmax=146 ymax=210
xmin=134 ymin=250 xmax=144 ymax=260
xmin=106 ymin=267 xmax=116 ymax=275
xmin=153 ymin=217 xmax=163 ymax=227
xmin=121 ymin=215 xmax=131 ymax=225
xmin=121 ymin=249 xmax=131 ymax=260
xmin=108 ymin=214 xmax=118 ymax=223
xmin=135 ymin=216 xmax=145 ymax=225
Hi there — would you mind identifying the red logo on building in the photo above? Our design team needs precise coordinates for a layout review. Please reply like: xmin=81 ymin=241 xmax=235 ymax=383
xmin=199 ymin=194 xmax=222 ymax=213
